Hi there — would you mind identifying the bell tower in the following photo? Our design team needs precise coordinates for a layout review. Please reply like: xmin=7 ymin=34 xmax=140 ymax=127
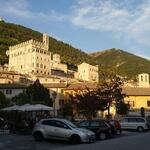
xmin=138 ymin=73 xmax=149 ymax=87
xmin=43 ymin=33 xmax=49 ymax=51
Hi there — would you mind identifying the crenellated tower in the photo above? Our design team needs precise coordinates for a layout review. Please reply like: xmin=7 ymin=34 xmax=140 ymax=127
xmin=43 ymin=33 xmax=49 ymax=51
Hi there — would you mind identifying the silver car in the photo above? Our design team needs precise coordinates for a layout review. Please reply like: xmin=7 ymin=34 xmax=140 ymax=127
xmin=120 ymin=117 xmax=149 ymax=132
xmin=33 ymin=118 xmax=96 ymax=144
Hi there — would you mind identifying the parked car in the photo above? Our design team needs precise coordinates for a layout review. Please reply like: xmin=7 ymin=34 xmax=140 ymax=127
xmin=109 ymin=119 xmax=122 ymax=135
xmin=120 ymin=117 xmax=149 ymax=132
xmin=77 ymin=119 xmax=112 ymax=140
xmin=33 ymin=118 xmax=96 ymax=144
xmin=145 ymin=117 xmax=150 ymax=129
xmin=0 ymin=117 xmax=4 ymax=128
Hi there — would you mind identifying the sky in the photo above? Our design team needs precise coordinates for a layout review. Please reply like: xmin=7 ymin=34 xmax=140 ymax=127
xmin=0 ymin=0 xmax=150 ymax=59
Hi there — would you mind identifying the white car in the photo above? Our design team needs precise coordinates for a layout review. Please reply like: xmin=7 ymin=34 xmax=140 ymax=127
xmin=120 ymin=117 xmax=149 ymax=132
xmin=33 ymin=118 xmax=96 ymax=144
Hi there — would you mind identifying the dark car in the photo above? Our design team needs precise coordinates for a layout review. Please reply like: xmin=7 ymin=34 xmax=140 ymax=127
xmin=78 ymin=119 xmax=112 ymax=140
xmin=0 ymin=117 xmax=4 ymax=128
xmin=145 ymin=117 xmax=150 ymax=129
xmin=108 ymin=119 xmax=122 ymax=135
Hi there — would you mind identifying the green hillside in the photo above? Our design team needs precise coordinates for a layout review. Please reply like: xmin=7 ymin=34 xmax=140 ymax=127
xmin=0 ymin=21 xmax=95 ymax=69
xmin=91 ymin=48 xmax=150 ymax=79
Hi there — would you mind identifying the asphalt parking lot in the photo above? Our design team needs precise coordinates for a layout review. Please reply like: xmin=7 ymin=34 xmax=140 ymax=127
xmin=0 ymin=130 xmax=144 ymax=150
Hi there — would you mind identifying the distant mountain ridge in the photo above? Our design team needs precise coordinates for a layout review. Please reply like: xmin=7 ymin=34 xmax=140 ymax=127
xmin=0 ymin=21 xmax=150 ymax=79
xmin=90 ymin=48 xmax=150 ymax=79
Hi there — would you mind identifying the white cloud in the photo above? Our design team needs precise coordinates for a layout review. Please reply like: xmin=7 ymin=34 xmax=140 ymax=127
xmin=71 ymin=0 xmax=132 ymax=31
xmin=0 ymin=0 xmax=30 ymax=17
xmin=0 ymin=0 xmax=66 ymax=22
xmin=128 ymin=1 xmax=150 ymax=45
xmin=70 ymin=0 xmax=150 ymax=47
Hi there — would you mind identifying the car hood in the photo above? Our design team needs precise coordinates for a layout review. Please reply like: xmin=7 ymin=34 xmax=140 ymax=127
xmin=74 ymin=127 xmax=95 ymax=135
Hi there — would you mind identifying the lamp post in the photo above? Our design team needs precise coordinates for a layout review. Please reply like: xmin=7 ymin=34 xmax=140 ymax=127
xmin=52 ymin=91 xmax=57 ymax=117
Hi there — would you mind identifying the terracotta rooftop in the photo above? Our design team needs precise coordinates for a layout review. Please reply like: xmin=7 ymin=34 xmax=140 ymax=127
xmin=0 ymin=84 xmax=27 ymax=89
xmin=43 ymin=83 xmax=67 ymax=88
xmin=122 ymin=87 xmax=150 ymax=96
xmin=0 ymin=71 xmax=26 ymax=76
xmin=66 ymin=82 xmax=97 ymax=90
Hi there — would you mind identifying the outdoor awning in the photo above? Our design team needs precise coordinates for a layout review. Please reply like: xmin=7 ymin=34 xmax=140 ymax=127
xmin=1 ymin=105 xmax=20 ymax=111
xmin=18 ymin=104 xmax=53 ymax=111
xmin=0 ymin=104 xmax=53 ymax=112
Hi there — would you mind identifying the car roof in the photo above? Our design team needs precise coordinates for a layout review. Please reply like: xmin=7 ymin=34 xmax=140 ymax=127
xmin=79 ymin=119 xmax=106 ymax=122
xmin=124 ymin=116 xmax=144 ymax=118
xmin=40 ymin=118 xmax=70 ymax=123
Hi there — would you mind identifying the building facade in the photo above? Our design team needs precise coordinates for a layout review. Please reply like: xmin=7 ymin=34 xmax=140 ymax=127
xmin=51 ymin=54 xmax=67 ymax=73
xmin=6 ymin=33 xmax=51 ymax=76
xmin=0 ymin=84 xmax=26 ymax=99
xmin=75 ymin=62 xmax=99 ymax=83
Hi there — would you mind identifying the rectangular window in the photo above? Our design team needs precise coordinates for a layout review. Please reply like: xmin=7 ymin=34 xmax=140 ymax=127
xmin=147 ymin=101 xmax=150 ymax=107
xmin=6 ymin=89 xmax=12 ymax=95
xmin=127 ymin=100 xmax=135 ymax=107
xmin=91 ymin=121 xmax=100 ymax=127
xmin=32 ymin=48 xmax=35 ymax=52
xmin=59 ymin=99 xmax=64 ymax=105
xmin=128 ymin=118 xmax=136 ymax=122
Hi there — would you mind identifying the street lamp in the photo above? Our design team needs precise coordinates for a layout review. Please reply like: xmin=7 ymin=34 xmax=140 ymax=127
xmin=52 ymin=91 xmax=57 ymax=117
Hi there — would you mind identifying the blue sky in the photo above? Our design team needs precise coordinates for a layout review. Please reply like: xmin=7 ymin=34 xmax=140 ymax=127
xmin=0 ymin=0 xmax=150 ymax=59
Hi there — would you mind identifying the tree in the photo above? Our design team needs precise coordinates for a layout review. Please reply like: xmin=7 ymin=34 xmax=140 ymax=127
xmin=26 ymin=79 xmax=52 ymax=106
xmin=115 ymin=100 xmax=130 ymax=115
xmin=0 ymin=91 xmax=7 ymax=108
xmin=12 ymin=79 xmax=52 ymax=106
xmin=11 ymin=90 xmax=30 ymax=105
xmin=72 ymin=88 xmax=104 ymax=119
xmin=60 ymin=100 xmax=73 ymax=118
xmin=98 ymin=70 xmax=126 ymax=116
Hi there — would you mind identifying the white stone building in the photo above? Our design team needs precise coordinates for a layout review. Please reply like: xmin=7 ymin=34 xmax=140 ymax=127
xmin=75 ymin=62 xmax=99 ymax=83
xmin=0 ymin=84 xmax=26 ymax=99
xmin=6 ymin=33 xmax=51 ymax=76
xmin=51 ymin=54 xmax=67 ymax=73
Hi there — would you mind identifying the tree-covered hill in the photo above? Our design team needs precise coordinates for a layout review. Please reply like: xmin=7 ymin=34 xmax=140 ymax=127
xmin=0 ymin=21 xmax=95 ymax=69
xmin=90 ymin=48 xmax=150 ymax=79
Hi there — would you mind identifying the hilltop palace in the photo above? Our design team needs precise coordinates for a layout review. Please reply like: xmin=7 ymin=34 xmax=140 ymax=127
xmin=4 ymin=33 xmax=99 ymax=84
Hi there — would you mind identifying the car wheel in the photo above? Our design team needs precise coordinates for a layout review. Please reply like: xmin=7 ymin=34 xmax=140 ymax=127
xmin=137 ymin=126 xmax=144 ymax=132
xmin=33 ymin=132 xmax=43 ymax=141
xmin=99 ymin=133 xmax=106 ymax=140
xmin=70 ymin=135 xmax=81 ymax=144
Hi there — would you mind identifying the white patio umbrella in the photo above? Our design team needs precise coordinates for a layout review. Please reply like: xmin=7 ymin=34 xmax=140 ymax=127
xmin=18 ymin=104 xmax=53 ymax=111
xmin=18 ymin=104 xmax=32 ymax=111
xmin=1 ymin=105 xmax=20 ymax=111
